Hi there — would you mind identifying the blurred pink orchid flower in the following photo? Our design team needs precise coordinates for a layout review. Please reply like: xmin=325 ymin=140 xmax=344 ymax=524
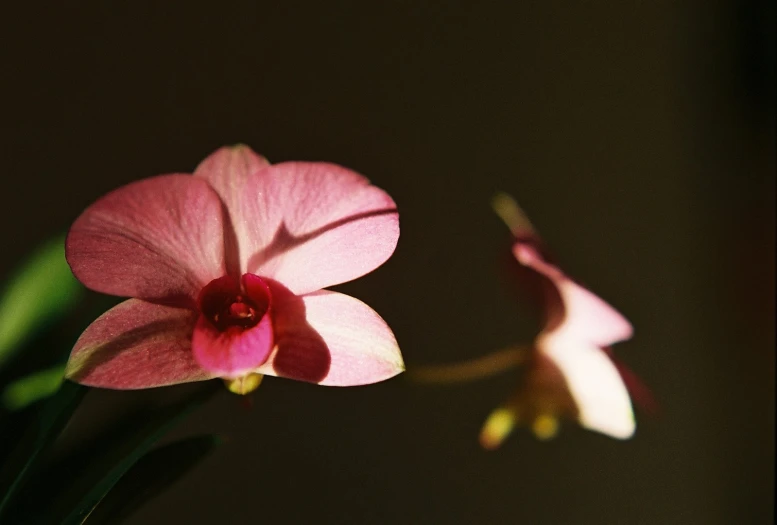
xmin=414 ymin=194 xmax=644 ymax=447
xmin=64 ymin=145 xmax=403 ymax=394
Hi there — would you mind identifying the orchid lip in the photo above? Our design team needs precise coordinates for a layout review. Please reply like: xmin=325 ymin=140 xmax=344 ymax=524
xmin=198 ymin=274 xmax=272 ymax=332
xmin=191 ymin=273 xmax=276 ymax=378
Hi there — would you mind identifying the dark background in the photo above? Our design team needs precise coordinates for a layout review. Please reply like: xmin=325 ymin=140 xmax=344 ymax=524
xmin=1 ymin=2 xmax=774 ymax=524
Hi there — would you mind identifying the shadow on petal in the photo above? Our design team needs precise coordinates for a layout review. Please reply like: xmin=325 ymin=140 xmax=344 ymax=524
xmin=246 ymin=207 xmax=398 ymax=273
xmin=219 ymin=199 xmax=242 ymax=280
xmin=264 ymin=280 xmax=331 ymax=384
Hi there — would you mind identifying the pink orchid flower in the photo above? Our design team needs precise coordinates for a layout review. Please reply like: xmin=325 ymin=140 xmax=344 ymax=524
xmin=477 ymin=193 xmax=638 ymax=447
xmin=64 ymin=145 xmax=403 ymax=394
xmin=411 ymin=194 xmax=644 ymax=447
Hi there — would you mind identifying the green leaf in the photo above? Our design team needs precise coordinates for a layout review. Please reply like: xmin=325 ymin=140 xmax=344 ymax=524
xmin=0 ymin=380 xmax=87 ymax=519
xmin=0 ymin=235 xmax=84 ymax=370
xmin=84 ymin=435 xmax=222 ymax=525
xmin=2 ymin=364 xmax=66 ymax=411
xmin=39 ymin=385 xmax=218 ymax=525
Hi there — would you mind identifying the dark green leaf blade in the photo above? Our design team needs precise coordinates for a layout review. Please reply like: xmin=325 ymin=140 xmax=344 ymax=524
xmin=39 ymin=385 xmax=218 ymax=525
xmin=85 ymin=434 xmax=221 ymax=525
xmin=0 ymin=380 xmax=87 ymax=518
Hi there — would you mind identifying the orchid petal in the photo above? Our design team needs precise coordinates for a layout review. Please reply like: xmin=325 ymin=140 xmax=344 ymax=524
xmin=554 ymin=280 xmax=634 ymax=347
xmin=258 ymin=286 xmax=403 ymax=386
xmin=513 ymin=242 xmax=633 ymax=346
xmin=539 ymin=335 xmax=635 ymax=439
xmin=238 ymin=162 xmax=399 ymax=294
xmin=65 ymin=299 xmax=214 ymax=389
xmin=193 ymin=146 xmax=271 ymax=275
xmin=67 ymin=175 xmax=226 ymax=306
xmin=193 ymin=145 xmax=271 ymax=210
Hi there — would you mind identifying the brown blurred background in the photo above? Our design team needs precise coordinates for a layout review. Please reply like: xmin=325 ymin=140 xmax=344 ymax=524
xmin=1 ymin=1 xmax=774 ymax=524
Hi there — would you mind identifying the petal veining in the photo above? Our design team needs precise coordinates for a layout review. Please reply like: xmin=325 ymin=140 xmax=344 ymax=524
xmin=65 ymin=299 xmax=213 ymax=389
xmin=67 ymin=175 xmax=226 ymax=306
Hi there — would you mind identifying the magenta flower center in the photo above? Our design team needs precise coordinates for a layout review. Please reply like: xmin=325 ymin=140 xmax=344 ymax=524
xmin=198 ymin=274 xmax=272 ymax=332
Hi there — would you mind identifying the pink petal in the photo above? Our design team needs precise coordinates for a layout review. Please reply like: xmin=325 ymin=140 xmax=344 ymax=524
xmin=257 ymin=283 xmax=403 ymax=386
xmin=513 ymin=242 xmax=633 ymax=346
xmin=538 ymin=334 xmax=635 ymax=438
xmin=238 ymin=162 xmax=399 ymax=294
xmin=192 ymin=311 xmax=274 ymax=378
xmin=193 ymin=146 xmax=271 ymax=274
xmin=67 ymin=175 xmax=226 ymax=306
xmin=65 ymin=299 xmax=214 ymax=389
xmin=193 ymin=145 xmax=271 ymax=206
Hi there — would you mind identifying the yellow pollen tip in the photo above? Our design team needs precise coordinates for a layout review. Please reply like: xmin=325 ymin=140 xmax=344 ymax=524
xmin=531 ymin=414 xmax=559 ymax=440
xmin=224 ymin=373 xmax=264 ymax=395
xmin=479 ymin=408 xmax=517 ymax=450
